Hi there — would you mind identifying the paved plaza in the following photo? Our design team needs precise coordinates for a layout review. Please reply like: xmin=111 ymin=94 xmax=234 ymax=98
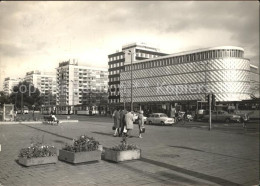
xmin=0 ymin=116 xmax=259 ymax=186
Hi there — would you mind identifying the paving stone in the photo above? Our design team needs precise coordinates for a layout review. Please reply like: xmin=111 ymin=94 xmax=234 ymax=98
xmin=0 ymin=119 xmax=258 ymax=185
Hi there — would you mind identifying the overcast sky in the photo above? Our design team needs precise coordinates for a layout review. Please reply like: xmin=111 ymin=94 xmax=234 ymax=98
xmin=0 ymin=1 xmax=259 ymax=90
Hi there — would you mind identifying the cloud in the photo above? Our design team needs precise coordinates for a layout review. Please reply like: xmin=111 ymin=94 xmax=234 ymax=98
xmin=0 ymin=1 xmax=259 ymax=89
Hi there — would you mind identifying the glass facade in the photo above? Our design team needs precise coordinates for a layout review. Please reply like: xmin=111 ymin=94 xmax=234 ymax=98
xmin=120 ymin=47 xmax=252 ymax=103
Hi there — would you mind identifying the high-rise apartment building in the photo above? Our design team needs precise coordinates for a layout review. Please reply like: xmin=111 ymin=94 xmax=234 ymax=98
xmin=3 ymin=77 xmax=21 ymax=95
xmin=24 ymin=70 xmax=57 ymax=106
xmin=56 ymin=59 xmax=108 ymax=114
xmin=108 ymin=42 xmax=168 ymax=108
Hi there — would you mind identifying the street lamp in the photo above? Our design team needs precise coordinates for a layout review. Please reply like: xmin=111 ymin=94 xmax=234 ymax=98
xmin=200 ymin=61 xmax=212 ymax=131
xmin=71 ymin=80 xmax=75 ymax=114
xmin=124 ymin=50 xmax=134 ymax=111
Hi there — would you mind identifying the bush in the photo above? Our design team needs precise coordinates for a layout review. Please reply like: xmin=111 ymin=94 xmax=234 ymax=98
xmin=19 ymin=142 xmax=56 ymax=158
xmin=62 ymin=135 xmax=100 ymax=152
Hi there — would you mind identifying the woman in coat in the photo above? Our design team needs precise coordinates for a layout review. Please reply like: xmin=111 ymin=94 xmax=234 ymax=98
xmin=119 ymin=109 xmax=127 ymax=137
xmin=138 ymin=110 xmax=145 ymax=138
xmin=125 ymin=110 xmax=134 ymax=137
xmin=113 ymin=108 xmax=121 ymax=137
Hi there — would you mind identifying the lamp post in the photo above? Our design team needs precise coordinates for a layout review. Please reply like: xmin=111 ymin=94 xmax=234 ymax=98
xmin=71 ymin=80 xmax=74 ymax=114
xmin=125 ymin=50 xmax=134 ymax=111
xmin=130 ymin=52 xmax=133 ymax=111
xmin=32 ymin=104 xmax=35 ymax=120
xmin=200 ymin=61 xmax=212 ymax=131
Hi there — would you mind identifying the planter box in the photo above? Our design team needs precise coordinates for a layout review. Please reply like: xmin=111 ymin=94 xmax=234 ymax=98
xmin=104 ymin=149 xmax=141 ymax=162
xmin=18 ymin=156 xmax=58 ymax=167
xmin=58 ymin=149 xmax=101 ymax=164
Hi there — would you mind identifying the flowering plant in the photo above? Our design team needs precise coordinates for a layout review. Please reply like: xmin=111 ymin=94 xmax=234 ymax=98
xmin=19 ymin=142 xmax=56 ymax=158
xmin=109 ymin=135 xmax=139 ymax=151
xmin=62 ymin=135 xmax=100 ymax=152
xmin=110 ymin=144 xmax=139 ymax=151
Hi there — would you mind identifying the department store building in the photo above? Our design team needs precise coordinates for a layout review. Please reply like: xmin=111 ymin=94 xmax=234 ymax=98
xmin=120 ymin=46 xmax=258 ymax=114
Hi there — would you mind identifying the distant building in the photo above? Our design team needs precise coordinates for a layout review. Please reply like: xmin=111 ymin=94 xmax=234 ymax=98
xmin=24 ymin=70 xmax=57 ymax=106
xmin=3 ymin=77 xmax=21 ymax=95
xmin=108 ymin=42 xmax=168 ymax=109
xmin=56 ymin=59 xmax=108 ymax=114
xmin=120 ymin=46 xmax=254 ymax=113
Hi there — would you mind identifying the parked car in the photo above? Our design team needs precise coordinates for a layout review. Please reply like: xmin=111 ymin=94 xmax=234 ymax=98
xmin=17 ymin=110 xmax=22 ymax=114
xmin=203 ymin=110 xmax=241 ymax=123
xmin=23 ymin=107 xmax=29 ymax=114
xmin=147 ymin=113 xmax=174 ymax=125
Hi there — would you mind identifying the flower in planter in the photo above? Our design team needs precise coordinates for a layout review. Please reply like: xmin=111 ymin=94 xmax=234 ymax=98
xmin=109 ymin=135 xmax=139 ymax=151
xmin=62 ymin=135 xmax=100 ymax=152
xmin=19 ymin=142 xmax=56 ymax=159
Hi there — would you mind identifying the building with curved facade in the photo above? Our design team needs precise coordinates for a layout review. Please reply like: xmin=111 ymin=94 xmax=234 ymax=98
xmin=108 ymin=42 xmax=168 ymax=105
xmin=120 ymin=46 xmax=254 ymax=112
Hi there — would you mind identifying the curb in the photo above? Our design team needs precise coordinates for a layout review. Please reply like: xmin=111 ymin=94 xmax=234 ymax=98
xmin=0 ymin=120 xmax=79 ymax=125
xmin=0 ymin=121 xmax=42 ymax=125
xmin=59 ymin=120 xmax=79 ymax=123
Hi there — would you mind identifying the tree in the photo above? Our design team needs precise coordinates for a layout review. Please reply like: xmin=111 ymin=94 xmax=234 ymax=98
xmin=9 ymin=81 xmax=43 ymax=110
xmin=0 ymin=91 xmax=11 ymax=107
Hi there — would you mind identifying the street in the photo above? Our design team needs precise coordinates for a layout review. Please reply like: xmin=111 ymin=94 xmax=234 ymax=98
xmin=0 ymin=116 xmax=259 ymax=185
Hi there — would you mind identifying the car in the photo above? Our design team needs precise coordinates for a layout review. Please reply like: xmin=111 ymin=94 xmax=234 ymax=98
xmin=23 ymin=108 xmax=29 ymax=114
xmin=203 ymin=110 xmax=241 ymax=123
xmin=17 ymin=110 xmax=22 ymax=114
xmin=146 ymin=113 xmax=174 ymax=125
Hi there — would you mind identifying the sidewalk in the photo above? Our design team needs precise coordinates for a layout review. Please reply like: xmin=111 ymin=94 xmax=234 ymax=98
xmin=0 ymin=119 xmax=259 ymax=186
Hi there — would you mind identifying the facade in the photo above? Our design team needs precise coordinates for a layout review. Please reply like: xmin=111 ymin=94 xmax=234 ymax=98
xmin=120 ymin=46 xmax=253 ymax=113
xmin=24 ymin=70 xmax=57 ymax=106
xmin=108 ymin=42 xmax=168 ymax=107
xmin=56 ymin=59 xmax=108 ymax=114
xmin=3 ymin=77 xmax=20 ymax=95
xmin=249 ymin=64 xmax=259 ymax=98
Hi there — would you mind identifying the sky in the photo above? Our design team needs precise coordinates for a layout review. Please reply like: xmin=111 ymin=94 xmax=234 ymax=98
xmin=0 ymin=1 xmax=259 ymax=90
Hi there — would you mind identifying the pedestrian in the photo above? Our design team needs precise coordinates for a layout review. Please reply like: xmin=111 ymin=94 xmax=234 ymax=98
xmin=125 ymin=109 xmax=134 ymax=138
xmin=119 ymin=108 xmax=127 ymax=137
xmin=175 ymin=111 xmax=179 ymax=123
xmin=113 ymin=108 xmax=120 ymax=137
xmin=112 ymin=109 xmax=116 ymax=118
xmin=138 ymin=110 xmax=145 ymax=138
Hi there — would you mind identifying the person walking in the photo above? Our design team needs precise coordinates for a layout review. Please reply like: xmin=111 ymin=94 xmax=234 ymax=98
xmin=138 ymin=110 xmax=145 ymax=138
xmin=119 ymin=108 xmax=127 ymax=137
xmin=113 ymin=108 xmax=120 ymax=137
xmin=125 ymin=110 xmax=134 ymax=138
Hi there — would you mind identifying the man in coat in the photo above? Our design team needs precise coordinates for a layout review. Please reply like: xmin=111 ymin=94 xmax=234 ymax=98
xmin=125 ymin=110 xmax=134 ymax=138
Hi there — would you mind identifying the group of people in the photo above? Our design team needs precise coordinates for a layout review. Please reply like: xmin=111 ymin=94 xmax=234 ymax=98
xmin=112 ymin=108 xmax=145 ymax=138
